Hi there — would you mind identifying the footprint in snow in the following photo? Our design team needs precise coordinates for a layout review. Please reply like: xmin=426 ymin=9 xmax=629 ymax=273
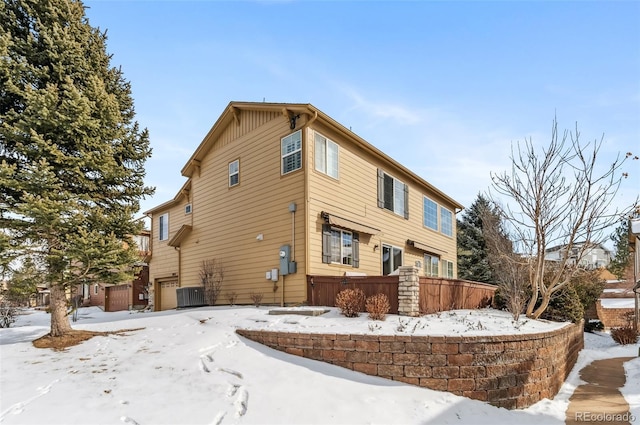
xmin=120 ymin=416 xmax=140 ymax=425
xmin=234 ymin=387 xmax=249 ymax=417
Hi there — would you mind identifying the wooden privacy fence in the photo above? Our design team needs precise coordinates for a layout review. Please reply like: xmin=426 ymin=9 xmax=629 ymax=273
xmin=419 ymin=277 xmax=496 ymax=314
xmin=307 ymin=275 xmax=400 ymax=314
xmin=306 ymin=273 xmax=497 ymax=315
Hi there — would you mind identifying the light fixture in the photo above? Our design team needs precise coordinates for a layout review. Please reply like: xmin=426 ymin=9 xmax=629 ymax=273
xmin=256 ymin=233 xmax=264 ymax=241
xmin=374 ymin=244 xmax=379 ymax=251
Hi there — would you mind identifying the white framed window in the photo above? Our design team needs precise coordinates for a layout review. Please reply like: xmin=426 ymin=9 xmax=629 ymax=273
xmin=423 ymin=196 xmax=438 ymax=231
xmin=281 ymin=130 xmax=302 ymax=175
xmin=229 ymin=159 xmax=239 ymax=187
xmin=377 ymin=170 xmax=408 ymax=219
xmin=382 ymin=244 xmax=403 ymax=275
xmin=322 ymin=225 xmax=359 ymax=267
xmin=443 ymin=260 xmax=454 ymax=278
xmin=159 ymin=213 xmax=169 ymax=241
xmin=185 ymin=204 xmax=192 ymax=214
xmin=314 ymin=132 xmax=339 ymax=179
xmin=440 ymin=206 xmax=453 ymax=237
xmin=424 ymin=254 xmax=439 ymax=277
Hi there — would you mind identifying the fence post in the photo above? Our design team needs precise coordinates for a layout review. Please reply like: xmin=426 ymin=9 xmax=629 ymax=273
xmin=398 ymin=266 xmax=420 ymax=317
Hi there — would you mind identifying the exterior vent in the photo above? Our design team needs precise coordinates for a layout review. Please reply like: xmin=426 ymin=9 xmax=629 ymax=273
xmin=176 ymin=286 xmax=206 ymax=309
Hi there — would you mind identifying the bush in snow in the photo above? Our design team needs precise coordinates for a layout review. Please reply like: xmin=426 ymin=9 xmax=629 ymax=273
xmin=0 ymin=301 xmax=17 ymax=328
xmin=335 ymin=288 xmax=365 ymax=318
xmin=610 ymin=326 xmax=638 ymax=345
xmin=366 ymin=293 xmax=390 ymax=321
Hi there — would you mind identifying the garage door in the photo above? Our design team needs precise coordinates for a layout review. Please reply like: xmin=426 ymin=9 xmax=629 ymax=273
xmin=159 ymin=280 xmax=178 ymax=310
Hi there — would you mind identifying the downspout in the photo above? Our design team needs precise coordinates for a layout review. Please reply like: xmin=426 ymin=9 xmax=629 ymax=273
xmin=304 ymin=111 xmax=317 ymax=304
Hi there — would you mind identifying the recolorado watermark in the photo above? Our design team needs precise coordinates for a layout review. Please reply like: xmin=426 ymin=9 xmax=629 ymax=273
xmin=575 ymin=412 xmax=636 ymax=422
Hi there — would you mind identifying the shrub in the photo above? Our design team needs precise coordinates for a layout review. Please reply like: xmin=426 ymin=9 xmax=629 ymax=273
xmin=584 ymin=320 xmax=604 ymax=333
xmin=226 ymin=292 xmax=238 ymax=306
xmin=366 ymin=293 xmax=390 ymax=321
xmin=0 ymin=302 xmax=17 ymax=328
xmin=610 ymin=326 xmax=639 ymax=345
xmin=540 ymin=284 xmax=583 ymax=323
xmin=335 ymin=288 xmax=365 ymax=318
xmin=249 ymin=292 xmax=263 ymax=307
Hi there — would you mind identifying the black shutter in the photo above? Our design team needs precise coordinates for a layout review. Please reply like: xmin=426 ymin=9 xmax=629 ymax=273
xmin=322 ymin=224 xmax=332 ymax=264
xmin=403 ymin=183 xmax=409 ymax=219
xmin=377 ymin=169 xmax=384 ymax=208
xmin=384 ymin=174 xmax=394 ymax=210
xmin=352 ymin=232 xmax=360 ymax=268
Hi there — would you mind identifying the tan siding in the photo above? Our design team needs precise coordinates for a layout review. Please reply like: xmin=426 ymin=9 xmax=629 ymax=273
xmin=306 ymin=124 xmax=458 ymax=278
xmin=148 ymin=200 xmax=192 ymax=285
xmin=176 ymin=112 xmax=307 ymax=306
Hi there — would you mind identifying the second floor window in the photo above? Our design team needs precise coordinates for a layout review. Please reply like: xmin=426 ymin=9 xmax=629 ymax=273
xmin=440 ymin=206 xmax=453 ymax=237
xmin=281 ymin=130 xmax=302 ymax=175
xmin=423 ymin=197 xmax=438 ymax=231
xmin=377 ymin=169 xmax=408 ymax=219
xmin=314 ymin=132 xmax=339 ymax=179
xmin=229 ymin=159 xmax=239 ymax=187
xmin=159 ymin=213 xmax=169 ymax=241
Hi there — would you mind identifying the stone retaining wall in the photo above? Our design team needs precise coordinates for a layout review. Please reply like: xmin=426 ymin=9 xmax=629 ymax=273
xmin=237 ymin=323 xmax=583 ymax=409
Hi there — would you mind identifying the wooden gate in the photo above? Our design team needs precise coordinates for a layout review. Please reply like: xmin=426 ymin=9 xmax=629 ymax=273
xmin=307 ymin=275 xmax=399 ymax=314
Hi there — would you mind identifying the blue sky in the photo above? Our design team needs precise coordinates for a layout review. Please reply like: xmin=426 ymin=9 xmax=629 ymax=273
xmin=84 ymin=0 xmax=639 ymax=232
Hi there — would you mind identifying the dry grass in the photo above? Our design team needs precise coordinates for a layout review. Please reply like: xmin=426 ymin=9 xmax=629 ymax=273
xmin=32 ymin=328 xmax=144 ymax=351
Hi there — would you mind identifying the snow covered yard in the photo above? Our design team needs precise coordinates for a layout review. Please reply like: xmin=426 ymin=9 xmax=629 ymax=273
xmin=0 ymin=306 xmax=638 ymax=425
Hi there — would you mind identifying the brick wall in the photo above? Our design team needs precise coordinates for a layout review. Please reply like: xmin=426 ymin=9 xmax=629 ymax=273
xmin=237 ymin=323 xmax=583 ymax=410
xmin=595 ymin=300 xmax=634 ymax=329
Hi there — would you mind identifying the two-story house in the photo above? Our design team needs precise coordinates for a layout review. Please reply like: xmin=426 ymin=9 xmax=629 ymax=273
xmin=145 ymin=102 xmax=463 ymax=310
xmin=544 ymin=241 xmax=612 ymax=269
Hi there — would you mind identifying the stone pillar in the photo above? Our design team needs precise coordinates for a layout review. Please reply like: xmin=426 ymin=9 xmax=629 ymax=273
xmin=398 ymin=266 xmax=420 ymax=317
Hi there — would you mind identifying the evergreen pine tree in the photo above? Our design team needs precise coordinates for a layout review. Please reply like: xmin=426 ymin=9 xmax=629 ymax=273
xmin=607 ymin=220 xmax=631 ymax=280
xmin=0 ymin=0 xmax=154 ymax=336
xmin=457 ymin=194 xmax=503 ymax=283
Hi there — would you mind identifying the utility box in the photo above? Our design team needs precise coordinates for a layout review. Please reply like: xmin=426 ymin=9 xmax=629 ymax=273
xmin=176 ymin=286 xmax=206 ymax=308
xmin=279 ymin=245 xmax=296 ymax=275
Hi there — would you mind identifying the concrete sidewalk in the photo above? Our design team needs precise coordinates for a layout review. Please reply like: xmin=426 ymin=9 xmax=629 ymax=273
xmin=565 ymin=357 xmax=636 ymax=425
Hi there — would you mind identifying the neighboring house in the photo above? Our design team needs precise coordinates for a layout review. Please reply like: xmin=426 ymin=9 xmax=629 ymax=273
xmin=78 ymin=230 xmax=151 ymax=311
xmin=544 ymin=241 xmax=612 ymax=269
xmin=145 ymin=102 xmax=463 ymax=311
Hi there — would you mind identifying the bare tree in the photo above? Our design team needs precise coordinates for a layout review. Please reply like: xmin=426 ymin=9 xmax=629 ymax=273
xmin=480 ymin=201 xmax=529 ymax=320
xmin=490 ymin=118 xmax=638 ymax=319
xmin=200 ymin=259 xmax=225 ymax=305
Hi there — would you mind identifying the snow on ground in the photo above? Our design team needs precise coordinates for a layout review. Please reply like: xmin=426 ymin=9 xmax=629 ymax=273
xmin=0 ymin=306 xmax=638 ymax=425
xmin=600 ymin=298 xmax=636 ymax=309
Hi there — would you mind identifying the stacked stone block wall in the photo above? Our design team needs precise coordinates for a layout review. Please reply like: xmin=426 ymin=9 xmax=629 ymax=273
xmin=595 ymin=300 xmax=634 ymax=329
xmin=237 ymin=323 xmax=583 ymax=409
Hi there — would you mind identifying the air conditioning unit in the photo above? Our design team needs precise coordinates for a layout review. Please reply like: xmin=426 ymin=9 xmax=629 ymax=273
xmin=176 ymin=286 xmax=206 ymax=308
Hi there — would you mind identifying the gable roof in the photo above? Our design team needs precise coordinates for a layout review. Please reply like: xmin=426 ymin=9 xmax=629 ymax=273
xmin=180 ymin=101 xmax=463 ymax=211
xmin=145 ymin=179 xmax=191 ymax=215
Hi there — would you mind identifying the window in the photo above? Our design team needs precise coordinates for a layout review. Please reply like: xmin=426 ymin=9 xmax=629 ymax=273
xmin=314 ymin=132 xmax=339 ymax=179
xmin=423 ymin=197 xmax=438 ymax=231
xmin=229 ymin=159 xmax=239 ymax=187
xmin=185 ymin=204 xmax=192 ymax=214
xmin=443 ymin=260 xmax=454 ymax=278
xmin=322 ymin=225 xmax=359 ymax=267
xmin=441 ymin=206 xmax=453 ymax=237
xmin=382 ymin=244 xmax=403 ymax=275
xmin=377 ymin=170 xmax=408 ymax=219
xmin=281 ymin=130 xmax=302 ymax=174
xmin=159 ymin=213 xmax=169 ymax=241
xmin=424 ymin=254 xmax=439 ymax=277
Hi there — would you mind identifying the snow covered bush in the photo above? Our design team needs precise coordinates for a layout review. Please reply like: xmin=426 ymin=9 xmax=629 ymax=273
xmin=610 ymin=326 xmax=638 ymax=345
xmin=335 ymin=288 xmax=365 ymax=318
xmin=366 ymin=293 xmax=390 ymax=321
